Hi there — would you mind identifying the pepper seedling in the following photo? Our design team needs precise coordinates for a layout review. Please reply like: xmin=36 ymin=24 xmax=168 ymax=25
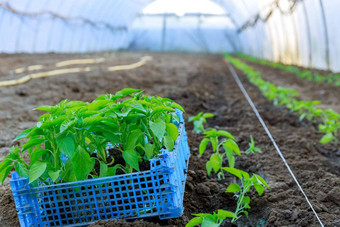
xmin=0 ymin=88 xmax=185 ymax=185
xmin=223 ymin=167 xmax=269 ymax=223
xmin=188 ymin=112 xmax=214 ymax=134
xmin=199 ymin=128 xmax=240 ymax=180
xmin=245 ymin=136 xmax=262 ymax=154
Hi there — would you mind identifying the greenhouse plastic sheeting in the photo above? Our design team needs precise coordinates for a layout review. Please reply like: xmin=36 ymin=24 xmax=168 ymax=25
xmin=0 ymin=0 xmax=340 ymax=72
xmin=0 ymin=0 xmax=153 ymax=53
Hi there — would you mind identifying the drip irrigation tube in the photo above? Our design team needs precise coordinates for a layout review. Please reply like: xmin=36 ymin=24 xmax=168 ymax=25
xmin=225 ymin=59 xmax=324 ymax=227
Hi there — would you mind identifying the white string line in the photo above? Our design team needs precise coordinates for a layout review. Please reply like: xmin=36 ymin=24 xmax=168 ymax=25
xmin=225 ymin=61 xmax=324 ymax=227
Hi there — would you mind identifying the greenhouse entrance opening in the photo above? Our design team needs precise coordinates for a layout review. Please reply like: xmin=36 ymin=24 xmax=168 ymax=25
xmin=128 ymin=0 xmax=237 ymax=52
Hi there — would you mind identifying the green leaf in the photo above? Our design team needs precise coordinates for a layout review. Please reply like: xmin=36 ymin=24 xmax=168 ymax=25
xmin=29 ymin=162 xmax=47 ymax=184
xmin=48 ymin=170 xmax=60 ymax=182
xmin=193 ymin=120 xmax=204 ymax=133
xmin=6 ymin=146 xmax=20 ymax=160
xmin=226 ymin=183 xmax=241 ymax=193
xmin=115 ymin=88 xmax=141 ymax=98
xmin=222 ymin=167 xmax=242 ymax=179
xmin=217 ymin=130 xmax=235 ymax=140
xmin=164 ymin=136 xmax=175 ymax=151
xmin=149 ymin=119 xmax=166 ymax=140
xmin=253 ymin=174 xmax=269 ymax=188
xmin=82 ymin=116 xmax=106 ymax=128
xmin=223 ymin=141 xmax=235 ymax=168
xmin=203 ymin=113 xmax=214 ymax=118
xmin=217 ymin=209 xmax=237 ymax=219
xmin=30 ymin=149 xmax=47 ymax=163
xmin=71 ymin=146 xmax=95 ymax=181
xmin=193 ymin=213 xmax=211 ymax=218
xmin=14 ymin=161 xmax=29 ymax=178
xmin=0 ymin=165 xmax=13 ymax=184
xmin=22 ymin=138 xmax=45 ymax=151
xmin=56 ymin=135 xmax=75 ymax=158
xmin=171 ymin=103 xmax=184 ymax=112
xmin=188 ymin=116 xmax=195 ymax=122
xmin=210 ymin=137 xmax=218 ymax=152
xmin=13 ymin=127 xmax=34 ymax=141
xmin=60 ymin=119 xmax=76 ymax=133
xmin=242 ymin=196 xmax=251 ymax=208
xmin=240 ymin=170 xmax=250 ymax=180
xmin=254 ymin=184 xmax=265 ymax=196
xmin=199 ymin=138 xmax=210 ymax=156
xmin=0 ymin=160 xmax=13 ymax=173
xmin=210 ymin=153 xmax=222 ymax=173
xmin=201 ymin=217 xmax=219 ymax=227
xmin=61 ymin=160 xmax=77 ymax=182
xmin=126 ymin=129 xmax=142 ymax=150
xmin=144 ymin=143 xmax=154 ymax=159
xmin=206 ymin=161 xmax=213 ymax=176
xmin=107 ymin=164 xmax=125 ymax=176
xmin=87 ymin=100 xmax=112 ymax=110
xmin=185 ymin=217 xmax=202 ymax=227
xmin=35 ymin=105 xmax=55 ymax=112
xmin=225 ymin=139 xmax=241 ymax=156
xmin=225 ymin=150 xmax=235 ymax=168
xmin=99 ymin=162 xmax=108 ymax=178
xmin=320 ymin=133 xmax=335 ymax=144
xmin=152 ymin=106 xmax=175 ymax=115
xmin=103 ymin=133 xmax=121 ymax=144
xmin=123 ymin=149 xmax=140 ymax=172
xmin=166 ymin=123 xmax=179 ymax=141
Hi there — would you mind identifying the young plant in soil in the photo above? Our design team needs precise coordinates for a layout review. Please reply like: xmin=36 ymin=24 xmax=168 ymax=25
xmin=237 ymin=53 xmax=340 ymax=86
xmin=186 ymin=168 xmax=269 ymax=226
xmin=226 ymin=54 xmax=340 ymax=144
xmin=223 ymin=167 xmax=269 ymax=222
xmin=0 ymin=88 xmax=184 ymax=186
xmin=188 ymin=112 xmax=214 ymax=134
xmin=187 ymin=127 xmax=269 ymax=226
xmin=245 ymin=136 xmax=263 ymax=154
xmin=199 ymin=128 xmax=240 ymax=180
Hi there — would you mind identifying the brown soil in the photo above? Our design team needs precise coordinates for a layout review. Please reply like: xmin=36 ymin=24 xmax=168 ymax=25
xmin=0 ymin=52 xmax=339 ymax=227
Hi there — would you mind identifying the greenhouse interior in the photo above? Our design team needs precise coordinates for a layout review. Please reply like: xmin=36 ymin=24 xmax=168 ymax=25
xmin=0 ymin=0 xmax=339 ymax=226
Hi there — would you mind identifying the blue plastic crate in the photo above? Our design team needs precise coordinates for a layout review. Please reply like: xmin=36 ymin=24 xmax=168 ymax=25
xmin=10 ymin=111 xmax=190 ymax=226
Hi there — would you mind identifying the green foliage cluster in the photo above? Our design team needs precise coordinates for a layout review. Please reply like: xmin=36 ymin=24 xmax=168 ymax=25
xmin=225 ymin=54 xmax=340 ymax=144
xmin=0 ymin=88 xmax=184 ymax=186
xmin=199 ymin=129 xmax=240 ymax=180
xmin=237 ymin=53 xmax=340 ymax=86
xmin=187 ymin=113 xmax=268 ymax=226
xmin=188 ymin=112 xmax=214 ymax=134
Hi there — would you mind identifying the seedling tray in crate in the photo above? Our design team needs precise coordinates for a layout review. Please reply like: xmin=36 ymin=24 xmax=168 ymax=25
xmin=10 ymin=111 xmax=190 ymax=226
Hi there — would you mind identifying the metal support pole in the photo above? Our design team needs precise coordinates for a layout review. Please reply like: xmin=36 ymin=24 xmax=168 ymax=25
xmin=161 ymin=14 xmax=167 ymax=51
xmin=318 ymin=0 xmax=330 ymax=70
xmin=302 ymin=0 xmax=312 ymax=67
